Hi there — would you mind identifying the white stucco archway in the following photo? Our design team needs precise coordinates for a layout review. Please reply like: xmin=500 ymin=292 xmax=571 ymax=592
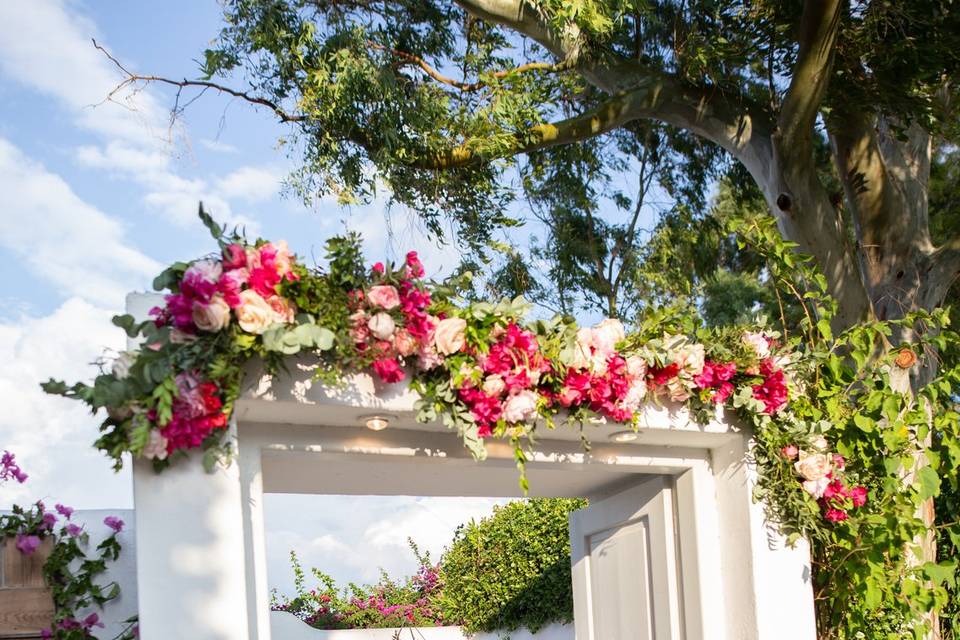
xmin=126 ymin=294 xmax=817 ymax=640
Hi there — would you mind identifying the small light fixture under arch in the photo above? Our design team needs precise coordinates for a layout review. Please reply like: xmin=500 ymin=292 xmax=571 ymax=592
xmin=360 ymin=414 xmax=395 ymax=431
xmin=609 ymin=430 xmax=639 ymax=443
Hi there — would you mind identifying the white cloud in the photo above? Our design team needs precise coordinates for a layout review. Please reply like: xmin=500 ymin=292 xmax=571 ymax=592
xmin=0 ymin=138 xmax=161 ymax=306
xmin=0 ymin=297 xmax=132 ymax=510
xmin=216 ymin=166 xmax=284 ymax=203
xmin=200 ymin=139 xmax=239 ymax=154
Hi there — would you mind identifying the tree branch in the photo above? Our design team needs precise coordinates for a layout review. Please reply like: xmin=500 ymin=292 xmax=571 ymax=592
xmin=779 ymin=0 xmax=842 ymax=155
xmin=92 ymin=39 xmax=310 ymax=124
xmin=368 ymin=41 xmax=571 ymax=92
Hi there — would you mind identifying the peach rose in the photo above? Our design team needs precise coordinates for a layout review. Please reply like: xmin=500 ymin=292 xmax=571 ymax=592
xmin=394 ymin=328 xmax=417 ymax=356
xmin=794 ymin=450 xmax=832 ymax=482
xmin=895 ymin=348 xmax=917 ymax=369
xmin=192 ymin=295 xmax=231 ymax=332
xmin=434 ymin=317 xmax=467 ymax=355
xmin=368 ymin=312 xmax=396 ymax=340
xmin=367 ymin=285 xmax=401 ymax=310
xmin=502 ymin=390 xmax=539 ymax=423
xmin=236 ymin=289 xmax=277 ymax=334
xmin=266 ymin=295 xmax=296 ymax=324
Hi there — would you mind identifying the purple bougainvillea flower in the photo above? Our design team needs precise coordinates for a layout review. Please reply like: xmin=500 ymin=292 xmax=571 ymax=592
xmin=15 ymin=533 xmax=41 ymax=556
xmin=104 ymin=516 xmax=124 ymax=533
xmin=82 ymin=613 xmax=104 ymax=629
xmin=55 ymin=503 xmax=74 ymax=519
xmin=65 ymin=523 xmax=83 ymax=537
xmin=41 ymin=512 xmax=57 ymax=530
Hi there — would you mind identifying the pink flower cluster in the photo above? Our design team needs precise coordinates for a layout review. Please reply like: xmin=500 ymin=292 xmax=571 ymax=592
xmin=784 ymin=441 xmax=868 ymax=522
xmin=457 ymin=323 xmax=550 ymax=437
xmin=752 ymin=358 xmax=788 ymax=414
xmin=1 ymin=450 xmax=28 ymax=483
xmin=693 ymin=360 xmax=737 ymax=404
xmin=149 ymin=372 xmax=228 ymax=455
xmin=152 ymin=241 xmax=298 ymax=336
xmin=349 ymin=252 xmax=440 ymax=384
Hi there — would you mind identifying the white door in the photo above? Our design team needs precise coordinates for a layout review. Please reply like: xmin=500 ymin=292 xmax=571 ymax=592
xmin=569 ymin=476 xmax=683 ymax=640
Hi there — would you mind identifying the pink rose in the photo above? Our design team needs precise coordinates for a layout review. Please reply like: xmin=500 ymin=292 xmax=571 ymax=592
xmin=367 ymin=285 xmax=401 ymax=310
xmin=502 ymin=390 xmax=539 ymax=423
xmin=192 ymin=295 xmax=231 ymax=332
xmin=781 ymin=445 xmax=799 ymax=459
xmin=266 ymin=295 xmax=296 ymax=324
xmin=236 ymin=290 xmax=277 ymax=334
xmin=368 ymin=312 xmax=396 ymax=340
xmin=393 ymin=329 xmax=417 ymax=356
xmin=434 ymin=317 xmax=467 ymax=355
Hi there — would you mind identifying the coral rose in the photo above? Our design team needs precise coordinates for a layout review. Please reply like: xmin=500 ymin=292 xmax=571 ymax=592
xmin=367 ymin=285 xmax=401 ymax=310
xmin=393 ymin=328 xmax=417 ymax=356
xmin=236 ymin=290 xmax=277 ymax=334
xmin=434 ymin=317 xmax=467 ymax=355
xmin=894 ymin=348 xmax=917 ymax=369
xmin=192 ymin=295 xmax=231 ymax=332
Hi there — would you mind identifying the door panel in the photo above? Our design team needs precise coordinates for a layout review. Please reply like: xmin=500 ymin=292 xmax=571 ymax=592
xmin=570 ymin=476 xmax=681 ymax=640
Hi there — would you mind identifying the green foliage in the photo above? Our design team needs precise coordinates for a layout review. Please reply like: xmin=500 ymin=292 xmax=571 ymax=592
xmin=437 ymin=498 xmax=587 ymax=633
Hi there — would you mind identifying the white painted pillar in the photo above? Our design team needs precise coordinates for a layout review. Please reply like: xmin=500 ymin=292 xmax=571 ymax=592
xmin=127 ymin=292 xmax=256 ymax=640
xmin=711 ymin=433 xmax=818 ymax=640
xmin=131 ymin=436 xmax=252 ymax=640
xmin=239 ymin=437 xmax=272 ymax=639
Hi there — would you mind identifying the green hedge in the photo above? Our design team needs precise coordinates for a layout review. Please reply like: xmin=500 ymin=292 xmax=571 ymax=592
xmin=437 ymin=498 xmax=587 ymax=634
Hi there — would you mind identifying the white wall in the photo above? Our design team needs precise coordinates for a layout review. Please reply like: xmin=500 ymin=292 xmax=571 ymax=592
xmin=270 ymin=612 xmax=573 ymax=640
xmin=66 ymin=509 xmax=138 ymax=639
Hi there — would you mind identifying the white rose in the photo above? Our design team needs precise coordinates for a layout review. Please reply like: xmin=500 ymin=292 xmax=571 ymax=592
xmin=367 ymin=312 xmax=396 ymax=340
xmin=112 ymin=351 xmax=138 ymax=380
xmin=811 ymin=436 xmax=829 ymax=452
xmin=569 ymin=328 xmax=594 ymax=370
xmin=236 ymin=290 xmax=277 ymax=334
xmin=592 ymin=319 xmax=625 ymax=354
xmin=741 ymin=331 xmax=770 ymax=359
xmin=677 ymin=343 xmax=705 ymax=377
xmin=482 ymin=375 xmax=506 ymax=397
xmin=794 ymin=450 xmax=832 ymax=482
xmin=626 ymin=355 xmax=647 ymax=380
xmin=141 ymin=430 xmax=169 ymax=461
xmin=502 ymin=390 xmax=539 ymax=423
xmin=192 ymin=295 xmax=231 ymax=332
xmin=434 ymin=317 xmax=467 ymax=355
xmin=623 ymin=380 xmax=647 ymax=410
xmin=802 ymin=476 xmax=831 ymax=499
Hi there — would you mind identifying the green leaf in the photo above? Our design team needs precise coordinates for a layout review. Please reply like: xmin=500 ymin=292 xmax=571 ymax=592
xmin=262 ymin=323 xmax=336 ymax=354
xmin=916 ymin=466 xmax=941 ymax=499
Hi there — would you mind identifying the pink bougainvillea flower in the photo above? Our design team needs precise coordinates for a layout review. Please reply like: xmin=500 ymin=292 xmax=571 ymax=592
xmin=752 ymin=358 xmax=788 ymax=414
xmin=1 ymin=450 xmax=28 ymax=484
xmin=104 ymin=516 xmax=125 ymax=533
xmin=222 ymin=243 xmax=247 ymax=270
xmin=15 ymin=533 xmax=41 ymax=556
xmin=823 ymin=508 xmax=849 ymax=523
xmin=55 ymin=503 xmax=74 ymax=519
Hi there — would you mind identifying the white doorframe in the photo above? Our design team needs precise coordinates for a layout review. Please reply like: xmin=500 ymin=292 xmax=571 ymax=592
xmin=125 ymin=292 xmax=817 ymax=640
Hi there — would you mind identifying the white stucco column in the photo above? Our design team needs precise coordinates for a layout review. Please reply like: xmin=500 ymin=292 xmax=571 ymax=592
xmin=131 ymin=434 xmax=252 ymax=640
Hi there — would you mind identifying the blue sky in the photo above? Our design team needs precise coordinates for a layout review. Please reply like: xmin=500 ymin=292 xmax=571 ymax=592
xmin=0 ymin=0 xmax=505 ymax=596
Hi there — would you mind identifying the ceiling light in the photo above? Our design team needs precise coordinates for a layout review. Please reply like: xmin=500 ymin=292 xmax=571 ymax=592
xmin=609 ymin=430 xmax=639 ymax=443
xmin=361 ymin=415 xmax=393 ymax=431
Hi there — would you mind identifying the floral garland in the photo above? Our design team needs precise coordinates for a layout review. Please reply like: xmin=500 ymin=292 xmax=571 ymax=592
xmin=43 ymin=213 xmax=863 ymax=523
xmin=1 ymin=452 xmax=137 ymax=640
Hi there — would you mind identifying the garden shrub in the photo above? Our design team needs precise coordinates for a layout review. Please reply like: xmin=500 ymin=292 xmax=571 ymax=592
xmin=437 ymin=498 xmax=587 ymax=634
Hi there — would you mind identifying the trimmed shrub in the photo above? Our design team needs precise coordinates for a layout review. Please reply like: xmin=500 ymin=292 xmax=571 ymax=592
xmin=437 ymin=498 xmax=587 ymax=634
